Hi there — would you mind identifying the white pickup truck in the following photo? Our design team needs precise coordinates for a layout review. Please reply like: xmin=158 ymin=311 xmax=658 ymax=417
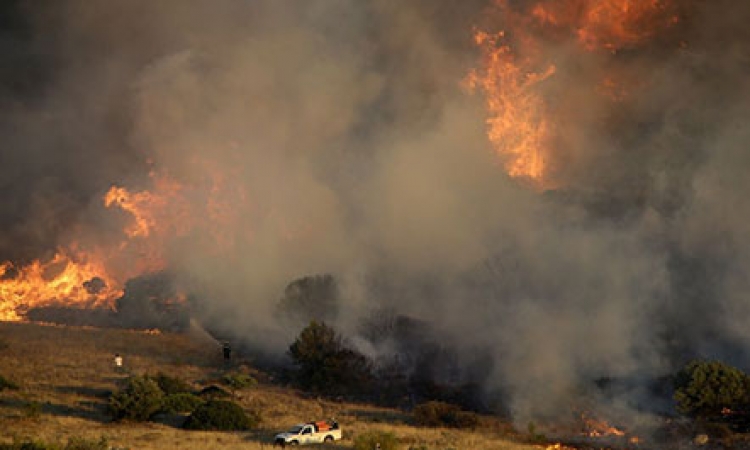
xmin=274 ymin=420 xmax=342 ymax=446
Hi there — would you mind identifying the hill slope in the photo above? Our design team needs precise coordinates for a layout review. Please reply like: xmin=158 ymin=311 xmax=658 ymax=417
xmin=0 ymin=321 xmax=541 ymax=450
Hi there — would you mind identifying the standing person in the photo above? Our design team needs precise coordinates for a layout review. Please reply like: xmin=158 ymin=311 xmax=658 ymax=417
xmin=114 ymin=353 xmax=123 ymax=373
xmin=222 ymin=341 xmax=232 ymax=363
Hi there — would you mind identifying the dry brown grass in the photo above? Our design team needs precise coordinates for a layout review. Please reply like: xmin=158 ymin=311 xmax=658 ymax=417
xmin=0 ymin=321 xmax=542 ymax=450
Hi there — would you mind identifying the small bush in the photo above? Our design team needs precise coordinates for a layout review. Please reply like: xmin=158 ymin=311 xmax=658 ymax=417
xmin=150 ymin=373 xmax=193 ymax=395
xmin=183 ymin=400 xmax=259 ymax=431
xmin=222 ymin=373 xmax=257 ymax=390
xmin=161 ymin=393 xmax=205 ymax=414
xmin=413 ymin=401 xmax=479 ymax=429
xmin=109 ymin=375 xmax=165 ymax=421
xmin=353 ymin=431 xmax=398 ymax=450
xmin=0 ymin=374 xmax=19 ymax=391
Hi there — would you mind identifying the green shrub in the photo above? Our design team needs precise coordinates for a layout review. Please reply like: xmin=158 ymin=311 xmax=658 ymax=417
xmin=109 ymin=375 xmax=165 ymax=421
xmin=149 ymin=372 xmax=193 ymax=395
xmin=160 ymin=393 xmax=205 ymax=414
xmin=413 ymin=401 xmax=479 ymax=429
xmin=183 ymin=400 xmax=260 ymax=431
xmin=674 ymin=360 xmax=750 ymax=417
xmin=0 ymin=374 xmax=19 ymax=391
xmin=353 ymin=431 xmax=398 ymax=450
xmin=197 ymin=385 xmax=232 ymax=399
xmin=222 ymin=373 xmax=257 ymax=390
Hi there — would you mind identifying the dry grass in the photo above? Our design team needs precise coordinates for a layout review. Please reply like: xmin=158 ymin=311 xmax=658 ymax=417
xmin=0 ymin=321 xmax=542 ymax=450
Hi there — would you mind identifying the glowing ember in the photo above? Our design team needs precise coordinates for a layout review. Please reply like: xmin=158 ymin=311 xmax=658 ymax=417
xmin=468 ymin=0 xmax=680 ymax=187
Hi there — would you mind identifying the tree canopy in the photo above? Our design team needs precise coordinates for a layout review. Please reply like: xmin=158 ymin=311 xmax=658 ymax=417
xmin=674 ymin=359 xmax=750 ymax=418
xmin=288 ymin=320 xmax=373 ymax=395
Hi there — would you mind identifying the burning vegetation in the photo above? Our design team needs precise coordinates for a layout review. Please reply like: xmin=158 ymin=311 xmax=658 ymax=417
xmin=0 ymin=249 xmax=120 ymax=322
xmin=1 ymin=0 xmax=750 ymax=447
xmin=0 ymin=166 xmax=239 ymax=324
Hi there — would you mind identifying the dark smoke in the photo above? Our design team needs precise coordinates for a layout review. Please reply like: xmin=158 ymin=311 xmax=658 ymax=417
xmin=2 ymin=0 xmax=750 ymax=434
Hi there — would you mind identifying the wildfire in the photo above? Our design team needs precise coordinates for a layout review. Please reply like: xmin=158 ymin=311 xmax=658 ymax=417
xmin=0 ymin=248 xmax=121 ymax=321
xmin=0 ymin=161 xmax=250 ymax=322
xmin=0 ymin=173 xmax=181 ymax=322
xmin=576 ymin=0 xmax=681 ymax=52
xmin=104 ymin=172 xmax=189 ymax=239
xmin=465 ymin=29 xmax=556 ymax=185
xmin=582 ymin=414 xmax=626 ymax=438
xmin=468 ymin=0 xmax=680 ymax=187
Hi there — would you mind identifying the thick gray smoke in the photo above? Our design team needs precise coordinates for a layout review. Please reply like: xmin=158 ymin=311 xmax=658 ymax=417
xmin=3 ymin=0 xmax=750 ymax=431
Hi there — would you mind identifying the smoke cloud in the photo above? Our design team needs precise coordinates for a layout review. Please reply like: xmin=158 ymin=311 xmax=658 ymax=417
xmin=3 ymin=0 xmax=750 ymax=432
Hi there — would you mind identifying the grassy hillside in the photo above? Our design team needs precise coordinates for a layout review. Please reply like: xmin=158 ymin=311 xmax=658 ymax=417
xmin=0 ymin=321 xmax=545 ymax=450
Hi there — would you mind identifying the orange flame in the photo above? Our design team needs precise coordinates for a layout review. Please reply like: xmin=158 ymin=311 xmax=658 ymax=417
xmin=576 ymin=0 xmax=681 ymax=52
xmin=104 ymin=172 xmax=189 ymax=239
xmin=0 ymin=173 xmax=182 ymax=321
xmin=0 ymin=248 xmax=121 ymax=321
xmin=466 ymin=29 xmax=556 ymax=185
xmin=580 ymin=412 xmax=625 ymax=438
xmin=0 ymin=159 xmax=253 ymax=322
xmin=468 ymin=0 xmax=680 ymax=187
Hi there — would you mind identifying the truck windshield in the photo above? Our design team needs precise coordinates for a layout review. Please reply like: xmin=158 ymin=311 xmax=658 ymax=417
xmin=288 ymin=425 xmax=304 ymax=434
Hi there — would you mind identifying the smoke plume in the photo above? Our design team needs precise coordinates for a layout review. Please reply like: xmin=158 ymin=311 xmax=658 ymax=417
xmin=3 ymin=0 xmax=750 ymax=432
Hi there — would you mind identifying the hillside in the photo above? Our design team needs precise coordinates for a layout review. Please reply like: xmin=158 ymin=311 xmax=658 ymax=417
xmin=0 ymin=321 xmax=543 ymax=450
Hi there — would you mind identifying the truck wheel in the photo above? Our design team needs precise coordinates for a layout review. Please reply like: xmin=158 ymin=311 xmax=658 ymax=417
xmin=289 ymin=441 xmax=299 ymax=446
xmin=324 ymin=435 xmax=334 ymax=442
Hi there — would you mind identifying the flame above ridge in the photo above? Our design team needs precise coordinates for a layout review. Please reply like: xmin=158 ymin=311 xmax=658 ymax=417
xmin=467 ymin=0 xmax=681 ymax=187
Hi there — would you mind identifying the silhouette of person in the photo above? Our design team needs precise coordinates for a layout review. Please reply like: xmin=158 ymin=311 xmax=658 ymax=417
xmin=222 ymin=342 xmax=232 ymax=362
